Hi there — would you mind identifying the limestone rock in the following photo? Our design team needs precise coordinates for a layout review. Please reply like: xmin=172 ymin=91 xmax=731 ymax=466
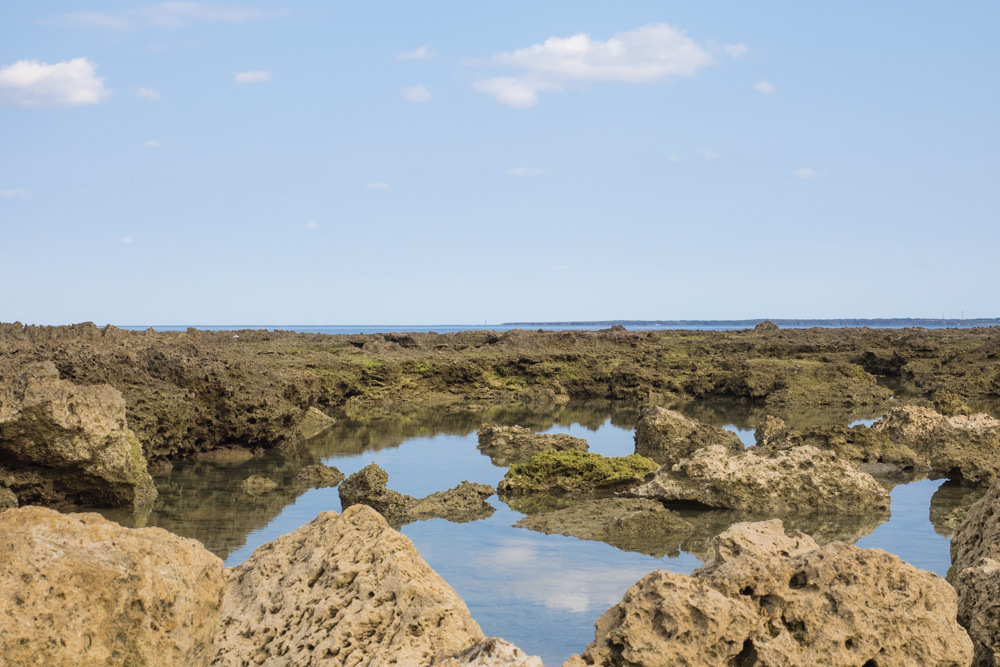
xmin=239 ymin=474 xmax=278 ymax=496
xmin=0 ymin=485 xmax=16 ymax=509
xmin=293 ymin=463 xmax=345 ymax=488
xmin=0 ymin=506 xmax=224 ymax=667
xmin=213 ymin=505 xmax=485 ymax=666
xmin=435 ymin=637 xmax=545 ymax=666
xmin=633 ymin=406 xmax=743 ymax=466
xmin=477 ymin=425 xmax=588 ymax=466
xmin=498 ymin=450 xmax=658 ymax=496
xmin=628 ymin=445 xmax=890 ymax=515
xmin=0 ymin=361 xmax=156 ymax=508
xmin=567 ymin=520 xmax=974 ymax=666
xmin=298 ymin=405 xmax=336 ymax=440
xmin=191 ymin=446 xmax=255 ymax=464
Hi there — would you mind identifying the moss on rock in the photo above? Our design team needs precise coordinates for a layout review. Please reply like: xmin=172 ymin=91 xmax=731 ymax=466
xmin=498 ymin=450 xmax=658 ymax=495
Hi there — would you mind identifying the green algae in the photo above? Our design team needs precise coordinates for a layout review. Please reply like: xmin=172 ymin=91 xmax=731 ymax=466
xmin=499 ymin=450 xmax=658 ymax=495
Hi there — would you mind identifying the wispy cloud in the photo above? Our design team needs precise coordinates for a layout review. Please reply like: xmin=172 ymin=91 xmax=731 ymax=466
xmin=0 ymin=189 xmax=31 ymax=199
xmin=118 ymin=235 xmax=134 ymax=244
xmin=753 ymin=80 xmax=776 ymax=94
xmin=305 ymin=221 xmax=318 ymax=228
xmin=145 ymin=139 xmax=162 ymax=148
xmin=702 ymin=149 xmax=719 ymax=160
xmin=365 ymin=182 xmax=391 ymax=191
xmin=793 ymin=167 xmax=818 ymax=179
xmin=507 ymin=167 xmax=547 ymax=177
xmin=235 ymin=70 xmax=270 ymax=84
xmin=0 ymin=58 xmax=110 ymax=108
xmin=136 ymin=85 xmax=160 ymax=101
xmin=401 ymin=84 xmax=431 ymax=102
xmin=397 ymin=46 xmax=431 ymax=61
xmin=724 ymin=44 xmax=749 ymax=59
xmin=473 ymin=24 xmax=738 ymax=107
xmin=49 ymin=3 xmax=287 ymax=30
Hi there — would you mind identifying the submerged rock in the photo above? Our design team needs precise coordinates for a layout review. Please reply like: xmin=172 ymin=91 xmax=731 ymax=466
xmin=633 ymin=406 xmax=743 ymax=466
xmin=0 ymin=506 xmax=224 ymax=667
xmin=239 ymin=474 xmax=278 ymax=496
xmin=566 ymin=520 xmax=973 ymax=666
xmin=477 ymin=424 xmax=588 ymax=466
xmin=497 ymin=450 xmax=658 ymax=496
xmin=628 ymin=445 xmax=890 ymax=515
xmin=0 ymin=361 xmax=156 ymax=508
xmin=293 ymin=463 xmax=345 ymax=488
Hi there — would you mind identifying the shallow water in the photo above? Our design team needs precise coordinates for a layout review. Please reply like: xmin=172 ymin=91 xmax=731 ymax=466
xmin=95 ymin=401 xmax=965 ymax=666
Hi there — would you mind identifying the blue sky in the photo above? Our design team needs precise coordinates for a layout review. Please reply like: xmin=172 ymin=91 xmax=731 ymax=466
xmin=2 ymin=2 xmax=997 ymax=325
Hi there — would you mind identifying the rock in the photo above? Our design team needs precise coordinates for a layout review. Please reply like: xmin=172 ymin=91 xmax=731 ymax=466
xmin=752 ymin=414 xmax=789 ymax=448
xmin=567 ymin=520 xmax=974 ymax=666
xmin=213 ymin=505 xmax=485 ymax=666
xmin=0 ymin=506 xmax=224 ymax=667
xmin=633 ymin=406 xmax=744 ymax=466
xmin=339 ymin=463 xmax=495 ymax=528
xmin=930 ymin=482 xmax=987 ymax=538
xmin=434 ymin=637 xmax=545 ymax=666
xmin=0 ymin=361 xmax=156 ymax=508
xmin=513 ymin=497 xmax=691 ymax=557
xmin=293 ymin=463 xmax=345 ymax=488
xmin=497 ymin=450 xmax=658 ymax=496
xmin=628 ymin=445 xmax=890 ymax=515
xmin=0 ymin=485 xmax=16 ymax=509
xmin=298 ymin=406 xmax=336 ymax=439
xmin=477 ymin=425 xmax=588 ymax=466
xmin=239 ymin=474 xmax=278 ymax=496
xmin=949 ymin=478 xmax=1000 ymax=665
xmin=191 ymin=446 xmax=255 ymax=464
xmin=754 ymin=320 xmax=780 ymax=332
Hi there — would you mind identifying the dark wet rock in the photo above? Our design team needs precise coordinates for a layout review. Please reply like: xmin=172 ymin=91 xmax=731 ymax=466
xmin=239 ymin=474 xmax=278 ymax=496
xmin=293 ymin=463 xmax=345 ymax=488
xmin=566 ymin=520 xmax=973 ymax=666
xmin=497 ymin=450 xmax=658 ymax=496
xmin=0 ymin=361 xmax=156 ymax=508
xmin=339 ymin=463 xmax=495 ymax=528
xmin=633 ymin=406 xmax=743 ymax=466
xmin=476 ymin=425 xmax=588 ymax=466
xmin=629 ymin=445 xmax=890 ymax=515
xmin=0 ymin=485 xmax=16 ymax=509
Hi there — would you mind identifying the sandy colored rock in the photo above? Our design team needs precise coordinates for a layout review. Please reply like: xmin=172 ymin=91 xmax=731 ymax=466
xmin=629 ymin=445 xmax=889 ymax=515
xmin=434 ymin=637 xmax=545 ymax=666
xmin=191 ymin=446 xmax=255 ymax=464
xmin=293 ymin=463 xmax=346 ymax=488
xmin=0 ymin=361 xmax=156 ymax=508
xmin=213 ymin=504 xmax=485 ymax=666
xmin=477 ymin=424 xmax=588 ymax=466
xmin=633 ymin=406 xmax=743 ymax=466
xmin=567 ymin=520 xmax=973 ymax=666
xmin=239 ymin=474 xmax=278 ymax=496
xmin=298 ymin=405 xmax=336 ymax=439
xmin=0 ymin=506 xmax=224 ymax=667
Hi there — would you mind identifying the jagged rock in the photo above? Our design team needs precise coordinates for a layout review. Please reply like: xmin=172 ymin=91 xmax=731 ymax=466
xmin=293 ymin=463 xmax=345 ymax=488
xmin=949 ymin=478 xmax=1000 ymax=665
xmin=514 ymin=497 xmax=691 ymax=557
xmin=497 ymin=450 xmax=658 ymax=496
xmin=339 ymin=463 xmax=495 ymax=527
xmin=434 ymin=637 xmax=545 ymax=666
xmin=212 ymin=505 xmax=486 ymax=666
xmin=633 ymin=406 xmax=743 ymax=466
xmin=0 ymin=506 xmax=224 ymax=667
xmin=930 ymin=482 xmax=987 ymax=538
xmin=628 ymin=445 xmax=890 ymax=515
xmin=298 ymin=406 xmax=336 ymax=439
xmin=0 ymin=485 xmax=16 ymax=509
xmin=0 ymin=361 xmax=156 ymax=508
xmin=566 ymin=520 xmax=973 ymax=666
xmin=477 ymin=425 xmax=588 ymax=466
xmin=239 ymin=474 xmax=278 ymax=496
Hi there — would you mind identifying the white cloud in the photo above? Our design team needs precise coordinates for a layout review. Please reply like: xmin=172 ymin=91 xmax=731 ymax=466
xmin=118 ymin=235 xmax=134 ymax=244
xmin=398 ymin=46 xmax=431 ymax=61
xmin=51 ymin=3 xmax=287 ymax=30
xmin=724 ymin=43 xmax=749 ymax=59
xmin=473 ymin=24 xmax=719 ymax=107
xmin=145 ymin=139 xmax=162 ymax=148
xmin=136 ymin=85 xmax=160 ymax=101
xmin=366 ymin=182 xmax=391 ymax=191
xmin=0 ymin=189 xmax=31 ymax=199
xmin=235 ymin=70 xmax=270 ymax=84
xmin=0 ymin=58 xmax=110 ymax=108
xmin=402 ymin=84 xmax=431 ymax=102
xmin=507 ymin=167 xmax=547 ymax=177
xmin=793 ymin=167 xmax=818 ymax=179
xmin=305 ymin=221 xmax=318 ymax=228
xmin=754 ymin=80 xmax=776 ymax=94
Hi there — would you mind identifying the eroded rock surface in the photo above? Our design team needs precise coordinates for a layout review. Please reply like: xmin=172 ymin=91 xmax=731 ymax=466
xmin=239 ymin=474 xmax=278 ymax=496
xmin=293 ymin=463 xmax=345 ymax=488
xmin=566 ymin=520 xmax=973 ymax=666
xmin=633 ymin=406 xmax=743 ymax=466
xmin=0 ymin=506 xmax=224 ymax=667
xmin=435 ymin=637 xmax=545 ymax=666
xmin=477 ymin=424 xmax=588 ymax=466
xmin=0 ymin=361 xmax=156 ymax=508
xmin=498 ymin=450 xmax=658 ymax=496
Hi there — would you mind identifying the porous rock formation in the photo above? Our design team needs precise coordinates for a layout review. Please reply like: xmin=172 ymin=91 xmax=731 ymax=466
xmin=293 ymin=463 xmax=345 ymax=488
xmin=477 ymin=424 xmax=588 ymax=466
xmin=239 ymin=474 xmax=278 ymax=496
xmin=498 ymin=450 xmax=658 ymax=496
xmin=0 ymin=506 xmax=224 ymax=667
xmin=565 ymin=520 xmax=973 ymax=666
xmin=0 ymin=361 xmax=155 ymax=508
xmin=628 ymin=445 xmax=889 ymax=515
xmin=633 ymin=406 xmax=743 ymax=466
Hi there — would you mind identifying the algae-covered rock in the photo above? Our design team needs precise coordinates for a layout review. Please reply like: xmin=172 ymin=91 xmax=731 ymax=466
xmin=293 ymin=463 xmax=345 ymax=488
xmin=239 ymin=474 xmax=278 ymax=496
xmin=633 ymin=406 xmax=743 ymax=466
xmin=476 ymin=424 xmax=588 ymax=466
xmin=497 ymin=450 xmax=657 ymax=495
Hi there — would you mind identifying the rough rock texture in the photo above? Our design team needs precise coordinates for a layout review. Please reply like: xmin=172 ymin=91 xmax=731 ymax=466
xmin=239 ymin=474 xmax=278 ymax=496
xmin=0 ymin=361 xmax=156 ymax=508
xmin=633 ymin=406 xmax=744 ymax=466
xmin=434 ymin=637 xmax=545 ymax=666
xmin=498 ymin=450 xmax=658 ymax=496
xmin=628 ymin=445 xmax=889 ymax=515
xmin=293 ymin=463 xmax=345 ymax=488
xmin=566 ymin=520 xmax=973 ymax=667
xmin=339 ymin=463 xmax=495 ymax=527
xmin=213 ymin=505 xmax=486 ymax=666
xmin=0 ymin=485 xmax=16 ymax=509
xmin=298 ymin=406 xmax=336 ymax=440
xmin=477 ymin=424 xmax=588 ymax=466
xmin=949 ymin=477 xmax=1000 ymax=665
xmin=0 ymin=506 xmax=224 ymax=667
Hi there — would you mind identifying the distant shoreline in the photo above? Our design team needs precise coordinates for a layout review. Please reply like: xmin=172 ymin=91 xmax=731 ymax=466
xmin=502 ymin=318 xmax=1000 ymax=328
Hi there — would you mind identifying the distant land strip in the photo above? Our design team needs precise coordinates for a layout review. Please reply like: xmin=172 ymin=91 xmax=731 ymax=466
xmin=502 ymin=318 xmax=1000 ymax=328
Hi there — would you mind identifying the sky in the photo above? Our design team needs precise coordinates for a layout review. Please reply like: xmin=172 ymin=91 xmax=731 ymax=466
xmin=1 ymin=2 xmax=998 ymax=325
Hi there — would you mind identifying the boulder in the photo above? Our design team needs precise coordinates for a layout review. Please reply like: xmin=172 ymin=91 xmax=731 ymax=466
xmin=477 ymin=425 xmax=588 ymax=466
xmin=497 ymin=450 xmax=658 ymax=496
xmin=633 ymin=406 xmax=743 ymax=466
xmin=566 ymin=520 xmax=973 ymax=666
xmin=293 ymin=463 xmax=346 ymax=488
xmin=239 ymin=474 xmax=278 ymax=496
xmin=0 ymin=506 xmax=224 ymax=666
xmin=0 ymin=361 xmax=156 ymax=508
xmin=628 ymin=445 xmax=889 ymax=515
